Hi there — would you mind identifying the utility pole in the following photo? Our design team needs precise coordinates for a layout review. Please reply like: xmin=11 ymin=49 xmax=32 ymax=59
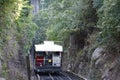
xmin=30 ymin=0 xmax=40 ymax=14
xmin=26 ymin=54 xmax=31 ymax=80
xmin=40 ymin=0 xmax=45 ymax=10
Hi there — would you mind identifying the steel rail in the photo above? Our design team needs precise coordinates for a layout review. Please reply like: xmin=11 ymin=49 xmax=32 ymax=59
xmin=37 ymin=74 xmax=40 ymax=80
xmin=67 ymin=71 xmax=88 ymax=80
xmin=49 ymin=73 xmax=54 ymax=80
xmin=59 ymin=72 xmax=72 ymax=80
xmin=53 ymin=73 xmax=64 ymax=80
xmin=57 ymin=76 xmax=64 ymax=80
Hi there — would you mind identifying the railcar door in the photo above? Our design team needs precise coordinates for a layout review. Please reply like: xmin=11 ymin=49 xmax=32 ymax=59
xmin=52 ymin=52 xmax=61 ymax=67
xmin=45 ymin=52 xmax=52 ymax=66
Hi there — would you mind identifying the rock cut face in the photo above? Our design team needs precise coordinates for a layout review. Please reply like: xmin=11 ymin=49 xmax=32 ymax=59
xmin=0 ymin=78 xmax=6 ymax=80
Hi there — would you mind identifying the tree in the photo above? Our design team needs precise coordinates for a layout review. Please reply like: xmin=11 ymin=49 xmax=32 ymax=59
xmin=95 ymin=0 xmax=120 ymax=42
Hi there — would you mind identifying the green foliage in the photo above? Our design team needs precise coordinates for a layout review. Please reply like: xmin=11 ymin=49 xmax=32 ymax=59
xmin=33 ymin=11 xmax=49 ymax=43
xmin=33 ymin=0 xmax=75 ymax=42
xmin=45 ymin=0 xmax=74 ymax=40
xmin=96 ymin=0 xmax=120 ymax=43
xmin=93 ymin=0 xmax=103 ymax=9
xmin=16 ymin=15 xmax=38 ymax=53
xmin=16 ymin=1 xmax=38 ymax=53
xmin=0 ymin=63 xmax=8 ymax=77
xmin=34 ymin=0 xmax=120 ymax=51
xmin=0 ymin=0 xmax=25 ymax=50
xmin=33 ymin=0 xmax=97 ymax=43
xmin=0 ymin=0 xmax=38 ymax=78
xmin=44 ymin=0 xmax=96 ymax=41
xmin=0 ymin=0 xmax=38 ymax=53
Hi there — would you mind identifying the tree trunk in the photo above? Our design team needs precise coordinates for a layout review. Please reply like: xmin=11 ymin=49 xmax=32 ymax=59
xmin=30 ymin=0 xmax=40 ymax=14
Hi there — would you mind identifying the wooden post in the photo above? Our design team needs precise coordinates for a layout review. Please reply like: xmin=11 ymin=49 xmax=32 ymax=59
xmin=26 ymin=54 xmax=31 ymax=80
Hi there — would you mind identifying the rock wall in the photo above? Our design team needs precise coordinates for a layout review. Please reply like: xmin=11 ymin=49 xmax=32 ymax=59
xmin=62 ymin=30 xmax=87 ymax=71
xmin=63 ymin=30 xmax=120 ymax=80
xmin=0 ymin=28 xmax=27 ymax=80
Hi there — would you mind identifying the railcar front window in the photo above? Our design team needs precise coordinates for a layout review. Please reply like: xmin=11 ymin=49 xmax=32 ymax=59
xmin=37 ymin=52 xmax=45 ymax=56
xmin=54 ymin=52 xmax=60 ymax=56
xmin=35 ymin=52 xmax=45 ymax=66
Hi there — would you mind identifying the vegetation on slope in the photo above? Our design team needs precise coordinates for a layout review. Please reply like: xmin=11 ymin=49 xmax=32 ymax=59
xmin=0 ymin=0 xmax=38 ymax=78
xmin=94 ymin=0 xmax=120 ymax=54
xmin=0 ymin=0 xmax=120 ymax=79
xmin=34 ymin=1 xmax=120 ymax=79
xmin=34 ymin=0 xmax=120 ymax=53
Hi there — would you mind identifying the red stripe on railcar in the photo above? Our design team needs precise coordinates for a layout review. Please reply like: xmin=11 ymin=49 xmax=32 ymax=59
xmin=36 ymin=56 xmax=44 ymax=66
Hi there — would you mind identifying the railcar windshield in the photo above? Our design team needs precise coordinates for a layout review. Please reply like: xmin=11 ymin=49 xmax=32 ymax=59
xmin=53 ymin=52 xmax=60 ymax=56
xmin=36 ymin=51 xmax=45 ymax=55
xmin=36 ymin=52 xmax=60 ymax=57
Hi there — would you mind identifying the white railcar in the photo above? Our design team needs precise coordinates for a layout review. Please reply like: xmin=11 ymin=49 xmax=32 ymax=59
xmin=33 ymin=41 xmax=63 ymax=73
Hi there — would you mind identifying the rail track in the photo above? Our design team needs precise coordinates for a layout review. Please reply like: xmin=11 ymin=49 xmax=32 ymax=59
xmin=34 ymin=71 xmax=84 ymax=80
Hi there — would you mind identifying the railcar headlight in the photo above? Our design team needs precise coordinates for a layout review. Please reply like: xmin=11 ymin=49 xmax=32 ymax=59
xmin=48 ymin=59 xmax=52 ymax=62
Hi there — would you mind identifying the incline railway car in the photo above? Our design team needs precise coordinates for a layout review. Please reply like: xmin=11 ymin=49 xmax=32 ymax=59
xmin=32 ymin=41 xmax=63 ymax=73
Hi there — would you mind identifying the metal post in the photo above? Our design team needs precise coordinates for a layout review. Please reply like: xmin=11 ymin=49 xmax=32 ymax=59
xmin=26 ymin=54 xmax=31 ymax=80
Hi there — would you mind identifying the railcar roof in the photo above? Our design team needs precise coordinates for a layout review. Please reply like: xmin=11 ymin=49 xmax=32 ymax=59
xmin=35 ymin=41 xmax=63 ymax=52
